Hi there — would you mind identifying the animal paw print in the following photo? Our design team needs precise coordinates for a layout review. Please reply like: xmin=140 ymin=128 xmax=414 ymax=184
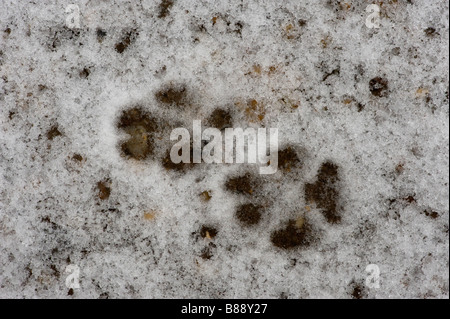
xmin=223 ymin=158 xmax=342 ymax=250
xmin=116 ymin=83 xmax=236 ymax=172
xmin=115 ymin=83 xmax=343 ymax=258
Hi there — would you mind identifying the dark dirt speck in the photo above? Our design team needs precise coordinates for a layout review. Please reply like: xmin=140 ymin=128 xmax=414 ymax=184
xmin=115 ymin=29 xmax=138 ymax=54
xmin=423 ymin=210 xmax=439 ymax=219
xmin=207 ymin=108 xmax=232 ymax=130
xmin=305 ymin=161 xmax=341 ymax=224
xmin=369 ymin=77 xmax=389 ymax=97
xmin=118 ymin=107 xmax=158 ymax=160
xmin=235 ymin=203 xmax=262 ymax=226
xmin=79 ymin=68 xmax=90 ymax=78
xmin=225 ymin=173 xmax=256 ymax=196
xmin=46 ymin=125 xmax=62 ymax=140
xmin=72 ymin=153 xmax=83 ymax=162
xmin=158 ymin=0 xmax=174 ymax=19
xmin=155 ymin=84 xmax=188 ymax=107
xmin=278 ymin=146 xmax=302 ymax=171
xmin=96 ymin=28 xmax=107 ymax=42
xmin=351 ymin=283 xmax=365 ymax=299
xmin=271 ymin=219 xmax=312 ymax=249
xmin=97 ymin=181 xmax=111 ymax=201
xmin=424 ymin=27 xmax=437 ymax=36
xmin=200 ymin=225 xmax=218 ymax=239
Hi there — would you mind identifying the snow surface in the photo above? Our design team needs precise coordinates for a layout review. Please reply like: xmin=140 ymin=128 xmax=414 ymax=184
xmin=0 ymin=0 xmax=448 ymax=298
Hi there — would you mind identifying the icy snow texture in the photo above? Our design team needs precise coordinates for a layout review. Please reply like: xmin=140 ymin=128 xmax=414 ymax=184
xmin=0 ymin=0 xmax=448 ymax=298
